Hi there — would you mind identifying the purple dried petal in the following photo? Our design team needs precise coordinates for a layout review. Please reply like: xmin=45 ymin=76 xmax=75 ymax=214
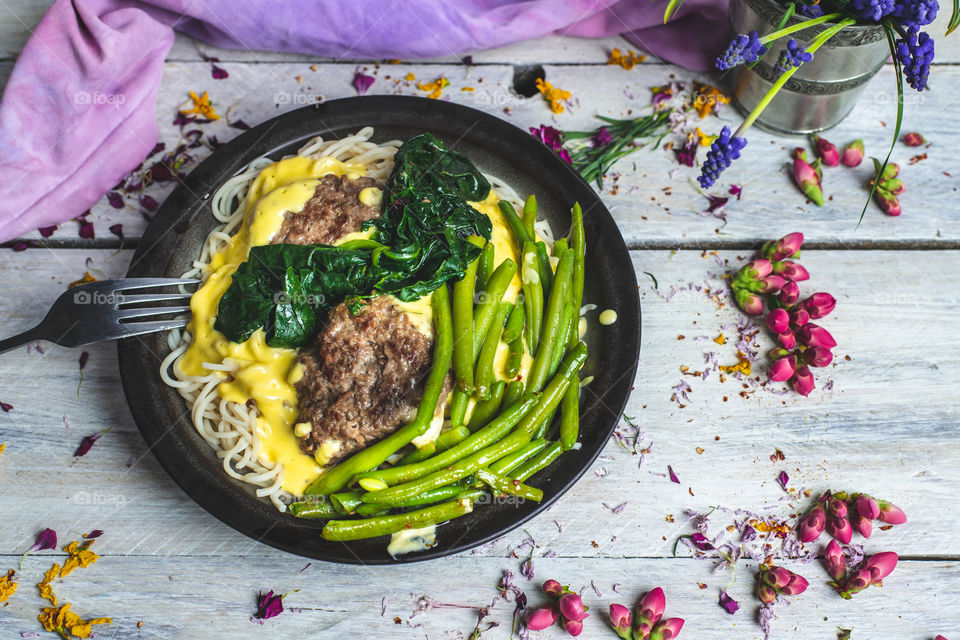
xmin=211 ymin=64 xmax=228 ymax=79
xmin=668 ymin=465 xmax=680 ymax=484
xmin=690 ymin=532 xmax=714 ymax=550
xmin=229 ymin=119 xmax=251 ymax=131
xmin=254 ymin=590 xmax=284 ymax=620
xmin=30 ymin=528 xmax=58 ymax=552
xmin=729 ymin=184 xmax=743 ymax=199
xmin=461 ymin=55 xmax=474 ymax=66
xmin=705 ymin=195 xmax=728 ymax=213
xmin=11 ymin=241 xmax=29 ymax=252
xmin=352 ymin=72 xmax=376 ymax=95
xmin=38 ymin=225 xmax=58 ymax=238
xmin=74 ymin=431 xmax=103 ymax=457
xmin=148 ymin=162 xmax=176 ymax=183
xmin=108 ymin=224 xmax=124 ymax=241
xmin=140 ymin=194 xmax=159 ymax=211
xmin=520 ymin=557 xmax=534 ymax=580
xmin=719 ymin=590 xmax=739 ymax=614
xmin=1 ymin=401 xmax=12 ymax=412
xmin=78 ymin=220 xmax=95 ymax=239
xmin=79 ymin=351 xmax=89 ymax=372
xmin=593 ymin=126 xmax=612 ymax=147
xmin=741 ymin=523 xmax=757 ymax=542
xmin=85 ymin=529 xmax=104 ymax=539
xmin=777 ymin=470 xmax=789 ymax=490
xmin=106 ymin=192 xmax=124 ymax=209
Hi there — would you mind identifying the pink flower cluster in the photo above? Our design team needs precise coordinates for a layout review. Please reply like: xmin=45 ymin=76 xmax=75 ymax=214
xmin=824 ymin=540 xmax=899 ymax=599
xmin=731 ymin=232 xmax=837 ymax=395
xmin=526 ymin=580 xmax=590 ymax=636
xmin=609 ymin=587 xmax=684 ymax=640
xmin=756 ymin=564 xmax=808 ymax=604
xmin=799 ymin=491 xmax=907 ymax=545
xmin=870 ymin=158 xmax=906 ymax=217
xmin=790 ymin=136 xmax=864 ymax=206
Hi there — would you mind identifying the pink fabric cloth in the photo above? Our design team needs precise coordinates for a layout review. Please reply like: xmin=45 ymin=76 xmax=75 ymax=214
xmin=0 ymin=0 xmax=727 ymax=241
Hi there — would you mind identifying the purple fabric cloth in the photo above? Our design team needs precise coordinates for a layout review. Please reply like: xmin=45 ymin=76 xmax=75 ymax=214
xmin=0 ymin=0 xmax=727 ymax=241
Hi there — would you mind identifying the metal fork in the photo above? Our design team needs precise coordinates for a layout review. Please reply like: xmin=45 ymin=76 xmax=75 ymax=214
xmin=0 ymin=278 xmax=199 ymax=355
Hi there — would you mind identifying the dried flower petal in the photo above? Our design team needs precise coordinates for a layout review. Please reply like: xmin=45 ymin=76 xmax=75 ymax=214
xmin=667 ymin=465 xmax=680 ymax=484
xmin=0 ymin=570 xmax=17 ymax=603
xmin=352 ymin=72 xmax=375 ymax=95
xmin=719 ymin=590 xmax=739 ymax=614
xmin=535 ymin=78 xmax=571 ymax=114
xmin=253 ymin=590 xmax=284 ymax=620
xmin=777 ymin=470 xmax=789 ymax=490
xmin=108 ymin=224 xmax=124 ymax=241
xmin=106 ymin=192 xmax=124 ymax=209
xmin=73 ymin=430 xmax=106 ymax=457
xmin=180 ymin=91 xmax=220 ymax=121
xmin=211 ymin=64 xmax=228 ymax=79
xmin=1 ymin=402 xmax=12 ymax=412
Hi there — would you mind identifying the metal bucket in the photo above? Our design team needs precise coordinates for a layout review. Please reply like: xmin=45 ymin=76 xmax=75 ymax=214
xmin=727 ymin=0 xmax=890 ymax=134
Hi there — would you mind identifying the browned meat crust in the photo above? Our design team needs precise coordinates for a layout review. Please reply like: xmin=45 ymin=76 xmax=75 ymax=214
xmin=270 ymin=173 xmax=379 ymax=246
xmin=294 ymin=296 xmax=441 ymax=462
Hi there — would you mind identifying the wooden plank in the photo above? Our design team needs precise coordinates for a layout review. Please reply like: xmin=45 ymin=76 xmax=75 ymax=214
xmin=0 ymin=554 xmax=955 ymax=639
xmin=9 ymin=58 xmax=957 ymax=246
xmin=0 ymin=248 xmax=957 ymax=561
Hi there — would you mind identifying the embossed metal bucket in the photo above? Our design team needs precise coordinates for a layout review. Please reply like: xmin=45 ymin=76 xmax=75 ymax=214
xmin=727 ymin=0 xmax=890 ymax=134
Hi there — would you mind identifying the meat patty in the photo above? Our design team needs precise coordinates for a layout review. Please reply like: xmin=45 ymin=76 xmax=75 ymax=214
xmin=270 ymin=173 xmax=380 ymax=246
xmin=294 ymin=296 xmax=442 ymax=463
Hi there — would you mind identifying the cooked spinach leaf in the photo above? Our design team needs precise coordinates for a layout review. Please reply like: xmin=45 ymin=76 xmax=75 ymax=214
xmin=214 ymin=133 xmax=492 ymax=348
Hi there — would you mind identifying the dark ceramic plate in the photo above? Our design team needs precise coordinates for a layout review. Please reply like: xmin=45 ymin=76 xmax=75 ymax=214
xmin=119 ymin=95 xmax=641 ymax=564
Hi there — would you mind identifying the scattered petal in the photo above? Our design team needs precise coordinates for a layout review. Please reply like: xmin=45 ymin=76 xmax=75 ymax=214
xmin=211 ymin=64 xmax=228 ymax=79
xmin=108 ymin=224 xmax=124 ymax=241
xmin=352 ymin=71 xmax=376 ymax=95
xmin=777 ymin=470 xmax=789 ymax=490
xmin=668 ymin=465 xmax=680 ymax=484
xmin=253 ymin=590 xmax=284 ymax=620
xmin=719 ymin=590 xmax=739 ymax=614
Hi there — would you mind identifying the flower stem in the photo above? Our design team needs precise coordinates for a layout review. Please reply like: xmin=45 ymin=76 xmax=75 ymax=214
xmin=758 ymin=12 xmax=846 ymax=43
xmin=736 ymin=18 xmax=856 ymax=137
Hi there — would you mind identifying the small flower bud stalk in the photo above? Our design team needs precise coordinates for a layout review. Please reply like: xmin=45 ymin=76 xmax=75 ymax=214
xmin=824 ymin=540 xmax=848 ymax=582
xmin=792 ymin=155 xmax=824 ymax=206
xmin=877 ymin=500 xmax=908 ymax=525
xmin=761 ymin=232 xmax=804 ymax=261
xmin=609 ymin=603 xmax=633 ymax=640
xmin=634 ymin=587 xmax=666 ymax=638
xmin=841 ymin=139 xmax=864 ymax=167
xmin=813 ymin=135 xmax=840 ymax=167
xmin=734 ymin=288 xmax=764 ymax=315
xmin=774 ymin=260 xmax=810 ymax=282
xmin=799 ymin=505 xmax=826 ymax=543
xmin=649 ymin=618 xmax=684 ymax=640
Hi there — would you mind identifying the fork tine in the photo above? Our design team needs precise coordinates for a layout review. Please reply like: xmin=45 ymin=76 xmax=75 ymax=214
xmin=110 ymin=278 xmax=200 ymax=292
xmin=117 ymin=293 xmax=194 ymax=305
xmin=113 ymin=319 xmax=189 ymax=339
xmin=117 ymin=306 xmax=191 ymax=321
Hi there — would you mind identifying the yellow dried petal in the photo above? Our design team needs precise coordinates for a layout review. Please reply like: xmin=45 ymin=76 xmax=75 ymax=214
xmin=535 ymin=78 xmax=571 ymax=114
xmin=718 ymin=351 xmax=751 ymax=376
xmin=713 ymin=333 xmax=726 ymax=345
xmin=180 ymin=90 xmax=220 ymax=121
xmin=0 ymin=443 xmax=5 ymax=458
xmin=0 ymin=570 xmax=17 ymax=603
xmin=606 ymin=47 xmax=645 ymax=70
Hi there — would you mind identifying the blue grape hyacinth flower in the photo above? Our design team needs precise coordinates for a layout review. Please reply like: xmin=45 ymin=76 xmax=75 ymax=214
xmin=774 ymin=39 xmax=814 ymax=75
xmin=716 ymin=31 xmax=768 ymax=70
xmin=698 ymin=126 xmax=748 ymax=189
xmin=893 ymin=0 xmax=939 ymax=28
xmin=896 ymin=28 xmax=935 ymax=91
xmin=848 ymin=0 xmax=896 ymax=20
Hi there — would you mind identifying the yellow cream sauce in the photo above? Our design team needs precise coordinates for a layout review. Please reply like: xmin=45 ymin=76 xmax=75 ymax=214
xmin=179 ymin=158 xmax=538 ymax=494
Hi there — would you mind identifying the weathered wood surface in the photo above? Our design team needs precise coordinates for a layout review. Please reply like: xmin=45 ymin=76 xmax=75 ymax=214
xmin=0 ymin=248 xmax=957 ymax=637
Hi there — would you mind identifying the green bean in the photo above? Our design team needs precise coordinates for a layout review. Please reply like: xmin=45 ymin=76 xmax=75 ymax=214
xmin=560 ymin=376 xmax=581 ymax=450
xmin=455 ymin=488 xmax=487 ymax=503
xmin=467 ymin=380 xmax=505 ymax=432
xmin=356 ymin=395 xmax=538 ymax=487
xmin=503 ymin=380 xmax=525 ymax=408
xmin=527 ymin=250 xmax=573 ymax=393
xmin=487 ymin=438 xmax=548 ymax=476
xmin=354 ymin=484 xmax=466 ymax=516
xmin=535 ymin=241 xmax=553 ymax=301
xmin=473 ymin=259 xmax=517 ymax=358
xmin=453 ymin=237 xmax=484 ymax=394
xmin=477 ymin=242 xmax=495 ymax=291
xmin=399 ymin=442 xmax=436 ymax=465
xmin=305 ymin=283 xmax=454 ymax=496
xmin=532 ymin=403 xmax=559 ymax=440
xmin=449 ymin=388 xmax=469 ymax=429
xmin=511 ymin=441 xmax=563 ymax=482
xmin=522 ymin=194 xmax=537 ymax=239
xmin=505 ymin=337 xmax=524 ymax=379
xmin=498 ymin=200 xmax=532 ymax=246
xmin=570 ymin=202 xmax=585 ymax=311
xmin=553 ymin=238 xmax=569 ymax=255
xmin=397 ymin=425 xmax=469 ymax=464
xmin=362 ymin=344 xmax=586 ymax=504
xmin=476 ymin=469 xmax=543 ymax=502
xmin=549 ymin=301 xmax=576 ymax=379
xmin=475 ymin=302 xmax=510 ymax=401
xmin=321 ymin=498 xmax=473 ymax=541
xmin=288 ymin=500 xmax=338 ymax=519
xmin=330 ymin=491 xmax=363 ymax=515
xmin=521 ymin=242 xmax=543 ymax=353
xmin=502 ymin=302 xmax=525 ymax=343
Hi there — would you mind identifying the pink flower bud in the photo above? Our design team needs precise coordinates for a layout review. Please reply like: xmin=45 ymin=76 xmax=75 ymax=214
xmin=804 ymin=347 xmax=833 ymax=368
xmin=874 ymin=190 xmax=902 ymax=216
xmin=776 ymin=260 xmax=810 ymax=282
xmin=828 ymin=497 xmax=848 ymax=518
xmin=801 ymin=293 xmax=836 ymax=319
xmin=527 ymin=605 xmax=560 ymax=630
xmin=637 ymin=587 xmax=666 ymax=626
xmin=766 ymin=308 xmax=790 ymax=334
xmin=780 ymin=572 xmax=809 ymax=595
xmin=799 ymin=505 xmax=826 ymax=542
xmin=852 ymin=512 xmax=873 ymax=538
xmin=770 ymin=347 xmax=790 ymax=359
xmin=762 ymin=565 xmax=792 ymax=589
xmin=877 ymin=500 xmax=907 ymax=525
xmin=793 ymin=157 xmax=824 ymax=206
xmin=757 ymin=584 xmax=777 ymax=604
xmin=562 ymin=617 xmax=584 ymax=636
xmin=778 ymin=331 xmax=797 ymax=350
xmin=902 ymin=132 xmax=925 ymax=147
xmin=854 ymin=495 xmax=880 ymax=520
xmin=841 ymin=139 xmax=864 ymax=167
xmin=792 ymin=365 xmax=815 ymax=396
xmin=741 ymin=258 xmax=773 ymax=280
xmin=845 ymin=568 xmax=873 ymax=595
xmin=609 ymin=603 xmax=632 ymax=637
xmin=769 ymin=354 xmax=797 ymax=382
xmin=826 ymin=513 xmax=853 ymax=544
xmin=825 ymin=540 xmax=847 ymax=581
xmin=798 ymin=323 xmax=837 ymax=349
xmin=559 ymin=594 xmax=588 ymax=622
xmin=813 ymin=135 xmax=840 ymax=167
xmin=779 ymin=280 xmax=800 ymax=306
xmin=543 ymin=579 xmax=564 ymax=598
xmin=790 ymin=307 xmax=810 ymax=327
xmin=758 ymin=275 xmax=786 ymax=294
xmin=650 ymin=618 xmax=684 ymax=640
xmin=935 ymin=635 xmax=947 ymax=640
xmin=768 ymin=232 xmax=804 ymax=261
xmin=735 ymin=289 xmax=764 ymax=315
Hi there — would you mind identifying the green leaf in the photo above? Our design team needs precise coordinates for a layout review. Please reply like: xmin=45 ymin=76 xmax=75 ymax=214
xmin=663 ymin=0 xmax=685 ymax=22
xmin=948 ymin=0 xmax=959 ymax=34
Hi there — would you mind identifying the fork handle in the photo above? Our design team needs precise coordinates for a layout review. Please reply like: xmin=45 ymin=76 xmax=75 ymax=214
xmin=0 ymin=325 xmax=46 ymax=355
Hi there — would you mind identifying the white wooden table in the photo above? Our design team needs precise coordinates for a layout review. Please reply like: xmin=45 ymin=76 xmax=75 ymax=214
xmin=1 ymin=3 xmax=958 ymax=639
